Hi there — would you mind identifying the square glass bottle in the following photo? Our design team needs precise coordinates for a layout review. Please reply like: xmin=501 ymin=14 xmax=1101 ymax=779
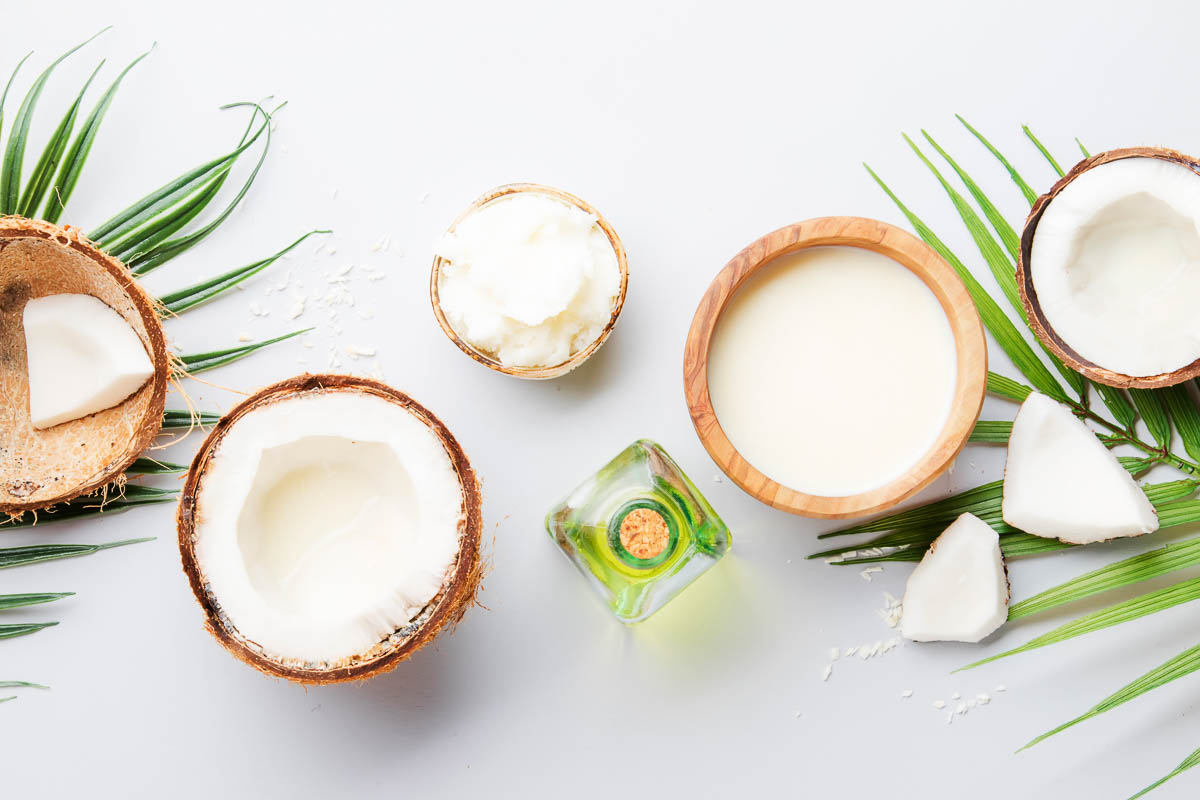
xmin=545 ymin=439 xmax=731 ymax=623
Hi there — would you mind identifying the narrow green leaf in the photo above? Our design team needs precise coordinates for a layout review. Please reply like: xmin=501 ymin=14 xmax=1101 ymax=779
xmin=89 ymin=103 xmax=268 ymax=244
xmin=0 ymin=53 xmax=34 ymax=159
xmin=0 ymin=592 xmax=72 ymax=610
xmin=1130 ymin=746 xmax=1200 ymax=799
xmin=1129 ymin=389 xmax=1172 ymax=449
xmin=176 ymin=328 xmax=310 ymax=375
xmin=158 ymin=230 xmax=330 ymax=315
xmin=1077 ymin=138 xmax=1092 ymax=159
xmin=0 ymin=486 xmax=175 ymax=530
xmin=176 ymin=326 xmax=312 ymax=376
xmin=1008 ymin=537 xmax=1200 ymax=620
xmin=956 ymin=115 xmax=1038 ymax=206
xmin=908 ymin=132 xmax=1022 ymax=311
xmin=1000 ymin=533 xmax=1075 ymax=558
xmin=127 ymin=458 xmax=185 ymax=475
xmin=819 ymin=481 xmax=1003 ymax=539
xmin=0 ymin=538 xmax=151 ymax=569
xmin=128 ymin=101 xmax=279 ymax=274
xmin=922 ymin=129 xmax=1020 ymax=260
xmin=987 ymin=372 xmax=1032 ymax=402
xmin=0 ymin=29 xmax=108 ymax=214
xmin=43 ymin=46 xmax=153 ymax=223
xmin=962 ymin=576 xmax=1200 ymax=671
xmin=1163 ymin=384 xmax=1200 ymax=463
xmin=1021 ymin=642 xmax=1200 ymax=751
xmin=969 ymin=420 xmax=1012 ymax=444
xmin=1023 ymin=124 xmax=1065 ymax=178
xmin=1096 ymin=384 xmax=1137 ymax=432
xmin=918 ymin=130 xmax=1084 ymax=398
xmin=0 ymin=681 xmax=47 ymax=689
xmin=815 ymin=478 xmax=1196 ymax=562
xmin=0 ymin=621 xmax=57 ymax=640
xmin=0 ymin=696 xmax=15 ymax=704
xmin=16 ymin=60 xmax=102 ymax=217
xmin=866 ymin=164 xmax=1068 ymax=402
xmin=1118 ymin=456 xmax=1158 ymax=477
xmin=161 ymin=409 xmax=220 ymax=430
xmin=106 ymin=169 xmax=230 ymax=262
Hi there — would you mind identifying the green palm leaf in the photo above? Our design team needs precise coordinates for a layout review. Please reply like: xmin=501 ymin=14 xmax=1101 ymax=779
xmin=1021 ymin=642 xmax=1200 ymax=751
xmin=961 ymin=577 xmax=1200 ymax=671
xmin=0 ymin=29 xmax=108 ymax=214
xmin=955 ymin=115 xmax=1038 ymax=205
xmin=42 ymin=46 xmax=153 ymax=223
xmin=16 ymin=60 xmax=102 ymax=218
xmin=1130 ymin=747 xmax=1200 ymax=799
xmin=161 ymin=409 xmax=220 ymax=430
xmin=0 ymin=622 xmax=57 ymax=640
xmin=866 ymin=165 xmax=1068 ymax=402
xmin=176 ymin=328 xmax=310 ymax=375
xmin=0 ymin=593 xmax=72 ymax=610
xmin=0 ymin=485 xmax=175 ymax=530
xmin=158 ymin=229 xmax=329 ymax=315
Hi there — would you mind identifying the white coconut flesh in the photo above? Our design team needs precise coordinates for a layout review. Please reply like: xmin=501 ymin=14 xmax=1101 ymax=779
xmin=192 ymin=391 xmax=466 ymax=664
xmin=1002 ymin=392 xmax=1158 ymax=544
xmin=1031 ymin=156 xmax=1200 ymax=377
xmin=900 ymin=513 xmax=1008 ymax=643
xmin=22 ymin=293 xmax=154 ymax=429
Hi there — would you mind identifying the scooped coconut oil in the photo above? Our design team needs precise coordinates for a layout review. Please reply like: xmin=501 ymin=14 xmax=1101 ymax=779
xmin=707 ymin=245 xmax=958 ymax=497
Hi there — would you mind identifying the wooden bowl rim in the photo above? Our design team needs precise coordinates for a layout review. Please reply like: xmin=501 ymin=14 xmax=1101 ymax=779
xmin=429 ymin=183 xmax=629 ymax=380
xmin=683 ymin=215 xmax=987 ymax=519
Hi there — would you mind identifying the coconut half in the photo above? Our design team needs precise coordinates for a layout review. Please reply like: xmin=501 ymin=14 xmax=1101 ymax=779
xmin=900 ymin=513 xmax=1009 ymax=643
xmin=1019 ymin=147 xmax=1200 ymax=388
xmin=1002 ymin=392 xmax=1158 ymax=544
xmin=177 ymin=374 xmax=483 ymax=683
xmin=0 ymin=217 xmax=168 ymax=514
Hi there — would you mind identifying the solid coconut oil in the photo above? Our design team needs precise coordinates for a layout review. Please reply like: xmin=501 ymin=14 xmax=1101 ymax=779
xmin=707 ymin=246 xmax=958 ymax=497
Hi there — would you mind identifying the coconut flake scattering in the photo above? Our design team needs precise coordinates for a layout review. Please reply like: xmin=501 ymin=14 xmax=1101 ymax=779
xmin=859 ymin=566 xmax=883 ymax=582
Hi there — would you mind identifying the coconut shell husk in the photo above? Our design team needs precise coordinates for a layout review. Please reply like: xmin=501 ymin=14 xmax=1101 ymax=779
xmin=0 ymin=216 xmax=169 ymax=515
xmin=1018 ymin=146 xmax=1200 ymax=389
xmin=176 ymin=374 xmax=484 ymax=685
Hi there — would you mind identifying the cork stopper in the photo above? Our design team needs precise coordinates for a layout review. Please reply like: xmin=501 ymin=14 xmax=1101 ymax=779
xmin=618 ymin=507 xmax=670 ymax=560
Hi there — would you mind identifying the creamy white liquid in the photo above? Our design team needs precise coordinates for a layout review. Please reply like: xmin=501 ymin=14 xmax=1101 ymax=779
xmin=707 ymin=246 xmax=958 ymax=497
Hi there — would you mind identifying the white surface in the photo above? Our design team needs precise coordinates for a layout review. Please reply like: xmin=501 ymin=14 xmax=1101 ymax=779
xmin=4 ymin=2 xmax=1200 ymax=797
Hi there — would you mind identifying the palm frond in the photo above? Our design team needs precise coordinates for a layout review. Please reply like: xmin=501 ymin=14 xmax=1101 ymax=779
xmin=176 ymin=328 xmax=310 ymax=375
xmin=42 ymin=46 xmax=153 ymax=223
xmin=0 ymin=29 xmax=108 ymax=214
xmin=158 ymin=229 xmax=329 ymax=315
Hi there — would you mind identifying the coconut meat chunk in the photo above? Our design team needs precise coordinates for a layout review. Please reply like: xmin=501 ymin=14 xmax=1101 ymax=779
xmin=1002 ymin=392 xmax=1158 ymax=544
xmin=192 ymin=391 xmax=466 ymax=664
xmin=22 ymin=293 xmax=154 ymax=429
xmin=900 ymin=513 xmax=1009 ymax=643
xmin=1030 ymin=156 xmax=1200 ymax=377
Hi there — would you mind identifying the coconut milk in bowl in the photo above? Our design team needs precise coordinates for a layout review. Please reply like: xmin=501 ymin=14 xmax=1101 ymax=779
xmin=683 ymin=216 xmax=987 ymax=519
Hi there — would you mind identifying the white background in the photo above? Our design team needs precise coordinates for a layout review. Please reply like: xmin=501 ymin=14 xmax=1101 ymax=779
xmin=3 ymin=2 xmax=1200 ymax=797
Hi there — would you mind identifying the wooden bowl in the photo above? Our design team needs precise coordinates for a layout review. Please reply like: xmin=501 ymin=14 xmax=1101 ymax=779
xmin=429 ymin=183 xmax=629 ymax=380
xmin=683 ymin=216 xmax=987 ymax=519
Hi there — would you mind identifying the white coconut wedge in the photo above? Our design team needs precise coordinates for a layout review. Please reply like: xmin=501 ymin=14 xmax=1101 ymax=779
xmin=23 ymin=293 xmax=155 ymax=429
xmin=1019 ymin=147 xmax=1200 ymax=388
xmin=900 ymin=513 xmax=1009 ymax=643
xmin=1002 ymin=392 xmax=1158 ymax=544
xmin=177 ymin=375 xmax=483 ymax=684
xmin=0 ymin=217 xmax=168 ymax=514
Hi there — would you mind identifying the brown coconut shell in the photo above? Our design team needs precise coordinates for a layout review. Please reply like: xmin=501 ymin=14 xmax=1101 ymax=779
xmin=0 ymin=216 xmax=169 ymax=515
xmin=1018 ymin=146 xmax=1200 ymax=389
xmin=176 ymin=373 xmax=484 ymax=684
